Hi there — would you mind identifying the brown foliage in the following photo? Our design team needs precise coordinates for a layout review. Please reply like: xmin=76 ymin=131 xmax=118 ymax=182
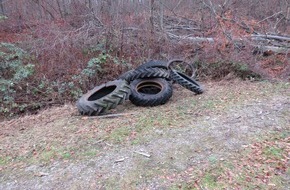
xmin=0 ymin=0 xmax=289 ymax=116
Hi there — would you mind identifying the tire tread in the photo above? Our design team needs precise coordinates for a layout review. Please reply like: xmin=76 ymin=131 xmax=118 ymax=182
xmin=76 ymin=80 xmax=130 ymax=116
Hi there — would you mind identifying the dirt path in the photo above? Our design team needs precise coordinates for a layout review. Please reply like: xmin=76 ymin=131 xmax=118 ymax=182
xmin=0 ymin=80 xmax=289 ymax=189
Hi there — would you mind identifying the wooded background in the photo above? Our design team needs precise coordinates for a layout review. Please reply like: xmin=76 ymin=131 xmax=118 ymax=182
xmin=0 ymin=0 xmax=289 ymax=116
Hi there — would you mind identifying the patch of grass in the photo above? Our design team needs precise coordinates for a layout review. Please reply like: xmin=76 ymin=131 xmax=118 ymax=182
xmin=106 ymin=109 xmax=175 ymax=145
xmin=134 ymin=114 xmax=156 ymax=132
xmin=0 ymin=156 xmax=11 ymax=165
xmin=202 ymin=100 xmax=216 ymax=109
xmin=263 ymin=146 xmax=283 ymax=158
xmin=279 ymin=131 xmax=290 ymax=139
xmin=128 ymin=111 xmax=171 ymax=144
xmin=190 ymin=99 xmax=198 ymax=107
xmin=201 ymin=173 xmax=219 ymax=188
xmin=38 ymin=149 xmax=58 ymax=162
xmin=81 ymin=149 xmax=99 ymax=157
xmin=130 ymin=135 xmax=151 ymax=145
xmin=108 ymin=125 xmax=132 ymax=143
xmin=162 ymin=132 xmax=289 ymax=190
xmin=61 ymin=152 xmax=72 ymax=159
xmin=36 ymin=147 xmax=75 ymax=162
xmin=169 ymin=183 xmax=195 ymax=190
xmin=208 ymin=155 xmax=218 ymax=164
xmin=101 ymin=158 xmax=160 ymax=189
xmin=274 ymin=82 xmax=290 ymax=91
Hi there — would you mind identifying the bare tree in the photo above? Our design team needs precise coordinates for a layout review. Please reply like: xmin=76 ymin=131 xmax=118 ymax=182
xmin=0 ymin=0 xmax=4 ymax=15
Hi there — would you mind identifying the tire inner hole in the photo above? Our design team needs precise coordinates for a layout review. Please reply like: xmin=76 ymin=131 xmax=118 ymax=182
xmin=88 ymin=85 xmax=116 ymax=101
xmin=137 ymin=82 xmax=162 ymax=94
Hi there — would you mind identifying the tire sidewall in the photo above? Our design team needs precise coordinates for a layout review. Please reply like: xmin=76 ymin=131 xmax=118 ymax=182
xmin=136 ymin=60 xmax=168 ymax=70
xmin=129 ymin=78 xmax=172 ymax=106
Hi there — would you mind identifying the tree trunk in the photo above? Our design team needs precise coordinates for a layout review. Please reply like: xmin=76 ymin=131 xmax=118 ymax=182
xmin=150 ymin=0 xmax=155 ymax=33
xmin=56 ymin=0 xmax=64 ymax=18
xmin=0 ymin=0 xmax=4 ymax=15
xmin=88 ymin=0 xmax=92 ymax=10
xmin=159 ymin=0 xmax=164 ymax=31
xmin=287 ymin=7 xmax=290 ymax=20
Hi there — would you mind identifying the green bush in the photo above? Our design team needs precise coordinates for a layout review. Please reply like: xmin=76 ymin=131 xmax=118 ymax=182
xmin=0 ymin=43 xmax=34 ymax=115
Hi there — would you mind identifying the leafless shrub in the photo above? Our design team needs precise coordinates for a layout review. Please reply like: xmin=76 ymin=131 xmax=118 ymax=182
xmin=0 ymin=0 xmax=289 ymax=116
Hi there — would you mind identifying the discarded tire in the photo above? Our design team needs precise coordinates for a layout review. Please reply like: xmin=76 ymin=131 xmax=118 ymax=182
xmin=118 ymin=69 xmax=134 ymax=80
xmin=77 ymin=59 xmax=204 ymax=116
xmin=76 ymin=79 xmax=131 ymax=116
xmin=170 ymin=69 xmax=204 ymax=94
xmin=123 ymin=67 xmax=170 ymax=82
xmin=136 ymin=60 xmax=168 ymax=70
xmin=129 ymin=78 xmax=173 ymax=107
xmin=168 ymin=59 xmax=196 ymax=78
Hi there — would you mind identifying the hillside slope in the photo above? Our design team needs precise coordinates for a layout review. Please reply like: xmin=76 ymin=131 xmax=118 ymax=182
xmin=0 ymin=80 xmax=289 ymax=189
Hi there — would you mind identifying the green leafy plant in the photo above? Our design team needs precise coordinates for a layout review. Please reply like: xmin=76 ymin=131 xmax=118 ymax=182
xmin=0 ymin=15 xmax=8 ymax=21
xmin=80 ymin=55 xmax=107 ymax=77
xmin=0 ymin=43 xmax=34 ymax=115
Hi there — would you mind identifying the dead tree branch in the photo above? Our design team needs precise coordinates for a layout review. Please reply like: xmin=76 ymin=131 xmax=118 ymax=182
xmin=251 ymin=34 xmax=290 ymax=42
xmin=167 ymin=32 xmax=290 ymax=54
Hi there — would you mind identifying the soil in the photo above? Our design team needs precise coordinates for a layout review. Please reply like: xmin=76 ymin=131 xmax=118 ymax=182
xmin=0 ymin=80 xmax=289 ymax=190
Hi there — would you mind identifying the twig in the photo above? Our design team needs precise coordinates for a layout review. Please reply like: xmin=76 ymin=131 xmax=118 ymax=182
xmin=172 ymin=0 xmax=185 ymax=11
xmin=134 ymin=151 xmax=151 ymax=158
xmin=96 ymin=139 xmax=104 ymax=143
xmin=98 ymin=113 xmax=135 ymax=119
xmin=105 ymin=143 xmax=113 ymax=147
xmin=257 ymin=11 xmax=283 ymax=24
xmin=165 ymin=25 xmax=201 ymax=31
xmin=121 ymin=27 xmax=142 ymax=31
xmin=35 ymin=172 xmax=49 ymax=177
xmin=114 ymin=158 xmax=125 ymax=163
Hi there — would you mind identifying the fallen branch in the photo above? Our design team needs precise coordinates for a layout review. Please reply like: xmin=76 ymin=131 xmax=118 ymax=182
xmin=168 ymin=33 xmax=290 ymax=43
xmin=134 ymin=151 xmax=151 ymax=158
xmin=105 ymin=142 xmax=113 ymax=147
xmin=167 ymin=32 xmax=290 ymax=54
xmin=114 ymin=158 xmax=125 ymax=163
xmin=165 ymin=25 xmax=201 ymax=31
xmin=35 ymin=172 xmax=49 ymax=177
xmin=81 ymin=112 xmax=136 ymax=119
xmin=167 ymin=32 xmax=214 ymax=43
xmin=255 ymin=45 xmax=290 ymax=54
xmin=251 ymin=34 xmax=290 ymax=42
xmin=257 ymin=11 xmax=283 ymax=24
xmin=96 ymin=139 xmax=105 ymax=143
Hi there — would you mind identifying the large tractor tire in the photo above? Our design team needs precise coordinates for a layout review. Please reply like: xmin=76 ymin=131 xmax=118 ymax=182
xmin=129 ymin=78 xmax=173 ymax=107
xmin=76 ymin=79 xmax=131 ymax=116
xmin=123 ymin=67 xmax=170 ymax=82
xmin=136 ymin=60 xmax=168 ymax=70
xmin=170 ymin=69 xmax=204 ymax=94
xmin=118 ymin=69 xmax=135 ymax=80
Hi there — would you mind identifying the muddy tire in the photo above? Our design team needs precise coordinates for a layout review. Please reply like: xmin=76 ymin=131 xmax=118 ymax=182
xmin=136 ymin=60 xmax=168 ymax=70
xmin=170 ymin=69 xmax=204 ymax=94
xmin=123 ymin=67 xmax=170 ymax=82
xmin=129 ymin=78 xmax=173 ymax=107
xmin=76 ymin=79 xmax=131 ymax=116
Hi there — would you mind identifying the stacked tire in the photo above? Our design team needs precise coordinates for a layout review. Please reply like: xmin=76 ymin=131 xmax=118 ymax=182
xmin=76 ymin=60 xmax=204 ymax=116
